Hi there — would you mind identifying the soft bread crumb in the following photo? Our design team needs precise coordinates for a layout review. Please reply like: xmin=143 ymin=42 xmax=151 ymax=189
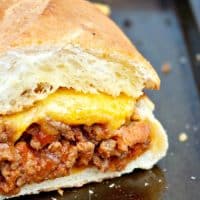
xmin=144 ymin=182 xmax=149 ymax=187
xmin=161 ymin=62 xmax=172 ymax=74
xmin=190 ymin=176 xmax=196 ymax=180
xmin=89 ymin=189 xmax=94 ymax=194
xmin=0 ymin=46 xmax=145 ymax=115
xmin=109 ymin=183 xmax=115 ymax=188
xmin=179 ymin=132 xmax=188 ymax=142
xmin=57 ymin=188 xmax=64 ymax=196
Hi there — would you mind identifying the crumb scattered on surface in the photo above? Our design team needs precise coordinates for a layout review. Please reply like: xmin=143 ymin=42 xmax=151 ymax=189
xmin=109 ymin=183 xmax=115 ymax=188
xmin=89 ymin=189 xmax=94 ymax=194
xmin=190 ymin=176 xmax=196 ymax=180
xmin=57 ymin=188 xmax=64 ymax=196
xmin=161 ymin=63 xmax=172 ymax=74
xmin=144 ymin=182 xmax=149 ymax=187
xmin=158 ymin=179 xmax=162 ymax=183
xmin=196 ymin=53 xmax=200 ymax=62
xmin=179 ymin=132 xmax=188 ymax=142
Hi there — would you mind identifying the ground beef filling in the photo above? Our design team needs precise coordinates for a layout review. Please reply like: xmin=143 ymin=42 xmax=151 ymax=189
xmin=0 ymin=121 xmax=150 ymax=195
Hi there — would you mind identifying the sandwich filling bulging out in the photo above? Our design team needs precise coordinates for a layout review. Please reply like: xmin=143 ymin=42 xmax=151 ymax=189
xmin=0 ymin=89 xmax=151 ymax=195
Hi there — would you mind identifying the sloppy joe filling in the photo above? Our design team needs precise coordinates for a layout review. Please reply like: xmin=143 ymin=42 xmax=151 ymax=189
xmin=0 ymin=120 xmax=150 ymax=195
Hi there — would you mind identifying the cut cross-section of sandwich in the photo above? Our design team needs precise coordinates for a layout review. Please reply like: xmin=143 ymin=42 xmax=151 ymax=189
xmin=0 ymin=0 xmax=168 ymax=199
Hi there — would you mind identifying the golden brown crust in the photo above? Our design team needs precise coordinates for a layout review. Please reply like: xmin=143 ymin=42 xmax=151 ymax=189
xmin=0 ymin=0 xmax=159 ymax=89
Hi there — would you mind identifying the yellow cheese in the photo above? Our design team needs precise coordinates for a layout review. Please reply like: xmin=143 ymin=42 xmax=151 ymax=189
xmin=1 ymin=89 xmax=135 ymax=142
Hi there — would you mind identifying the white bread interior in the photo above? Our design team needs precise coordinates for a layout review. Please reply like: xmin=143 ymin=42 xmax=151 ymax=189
xmin=0 ymin=45 xmax=147 ymax=115
xmin=0 ymin=96 xmax=168 ymax=199
xmin=0 ymin=0 xmax=160 ymax=115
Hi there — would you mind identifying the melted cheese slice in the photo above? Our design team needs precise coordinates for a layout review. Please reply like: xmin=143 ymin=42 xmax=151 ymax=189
xmin=1 ymin=89 xmax=135 ymax=142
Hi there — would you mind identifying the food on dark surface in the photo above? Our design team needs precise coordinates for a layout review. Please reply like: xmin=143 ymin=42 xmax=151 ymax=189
xmin=0 ymin=0 xmax=168 ymax=199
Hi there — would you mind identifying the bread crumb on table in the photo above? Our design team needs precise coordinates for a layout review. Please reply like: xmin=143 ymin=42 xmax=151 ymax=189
xmin=190 ymin=176 xmax=196 ymax=180
xmin=109 ymin=183 xmax=115 ymax=188
xmin=179 ymin=132 xmax=188 ymax=142
xmin=89 ymin=189 xmax=94 ymax=194
xmin=57 ymin=188 xmax=64 ymax=196
xmin=144 ymin=182 xmax=149 ymax=187
xmin=161 ymin=62 xmax=172 ymax=74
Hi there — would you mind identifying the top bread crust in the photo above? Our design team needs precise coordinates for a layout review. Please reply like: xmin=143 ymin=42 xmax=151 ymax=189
xmin=0 ymin=0 xmax=160 ymax=114
xmin=0 ymin=0 xmax=160 ymax=88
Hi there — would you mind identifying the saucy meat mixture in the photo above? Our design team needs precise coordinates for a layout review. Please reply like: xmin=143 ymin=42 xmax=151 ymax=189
xmin=0 ymin=120 xmax=150 ymax=195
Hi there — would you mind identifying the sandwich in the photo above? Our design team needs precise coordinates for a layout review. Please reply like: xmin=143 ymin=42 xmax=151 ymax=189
xmin=0 ymin=0 xmax=168 ymax=199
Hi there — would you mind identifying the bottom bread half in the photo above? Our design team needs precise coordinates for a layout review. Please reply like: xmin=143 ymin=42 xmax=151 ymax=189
xmin=0 ymin=96 xmax=168 ymax=199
